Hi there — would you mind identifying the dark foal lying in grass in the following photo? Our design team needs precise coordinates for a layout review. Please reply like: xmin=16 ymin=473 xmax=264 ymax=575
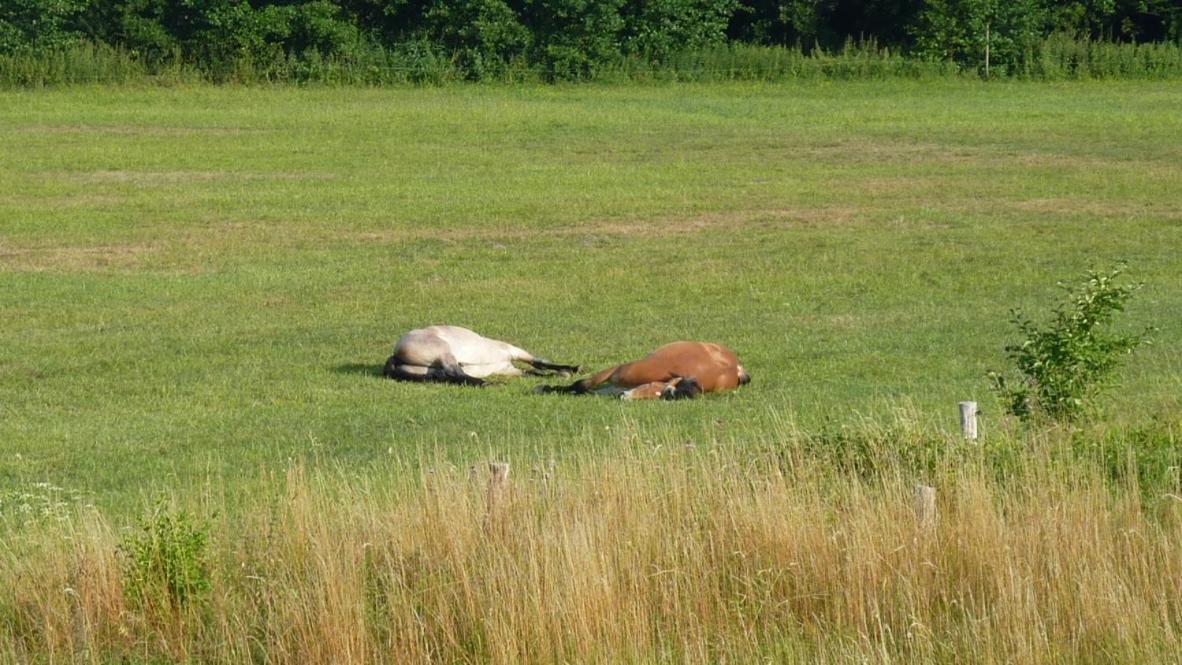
xmin=535 ymin=341 xmax=750 ymax=400
xmin=384 ymin=325 xmax=579 ymax=386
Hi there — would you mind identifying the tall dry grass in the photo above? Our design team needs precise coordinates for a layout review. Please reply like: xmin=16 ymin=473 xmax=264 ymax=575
xmin=3 ymin=423 xmax=1181 ymax=663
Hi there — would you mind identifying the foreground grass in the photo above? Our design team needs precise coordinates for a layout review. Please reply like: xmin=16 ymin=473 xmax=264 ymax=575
xmin=3 ymin=421 xmax=1181 ymax=663
xmin=2 ymin=81 xmax=1182 ymax=515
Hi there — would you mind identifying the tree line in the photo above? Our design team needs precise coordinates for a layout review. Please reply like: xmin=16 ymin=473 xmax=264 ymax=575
xmin=3 ymin=0 xmax=1181 ymax=80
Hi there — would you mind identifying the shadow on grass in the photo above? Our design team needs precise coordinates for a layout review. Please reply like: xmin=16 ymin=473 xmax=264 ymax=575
xmin=335 ymin=363 xmax=385 ymax=378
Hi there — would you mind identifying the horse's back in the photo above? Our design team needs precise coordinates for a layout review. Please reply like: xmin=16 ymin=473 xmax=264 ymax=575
xmin=613 ymin=341 xmax=742 ymax=392
xmin=398 ymin=325 xmax=521 ymax=368
xmin=644 ymin=341 xmax=739 ymax=372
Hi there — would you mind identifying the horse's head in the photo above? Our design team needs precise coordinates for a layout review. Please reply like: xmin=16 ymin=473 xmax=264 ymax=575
xmin=382 ymin=355 xmax=400 ymax=378
xmin=661 ymin=377 xmax=702 ymax=400
xmin=737 ymin=365 xmax=751 ymax=386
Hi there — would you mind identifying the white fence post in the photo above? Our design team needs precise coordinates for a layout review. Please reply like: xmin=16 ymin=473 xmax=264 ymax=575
xmin=485 ymin=462 xmax=510 ymax=529
xmin=913 ymin=484 xmax=937 ymax=533
xmin=959 ymin=401 xmax=978 ymax=441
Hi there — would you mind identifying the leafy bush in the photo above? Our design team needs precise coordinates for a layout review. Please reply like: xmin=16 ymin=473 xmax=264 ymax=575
xmin=121 ymin=505 xmax=211 ymax=610
xmin=989 ymin=264 xmax=1154 ymax=423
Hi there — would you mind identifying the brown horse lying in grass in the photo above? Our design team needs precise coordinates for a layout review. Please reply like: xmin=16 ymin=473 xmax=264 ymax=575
xmin=384 ymin=325 xmax=578 ymax=386
xmin=535 ymin=341 xmax=750 ymax=400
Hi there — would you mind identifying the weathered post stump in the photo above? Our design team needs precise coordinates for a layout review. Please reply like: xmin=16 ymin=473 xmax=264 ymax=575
xmin=485 ymin=462 xmax=510 ymax=529
xmin=913 ymin=484 xmax=937 ymax=533
xmin=959 ymin=401 xmax=978 ymax=441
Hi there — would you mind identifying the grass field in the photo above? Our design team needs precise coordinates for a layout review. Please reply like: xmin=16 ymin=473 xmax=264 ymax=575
xmin=3 ymin=80 xmax=1180 ymax=512
xmin=2 ymin=80 xmax=1182 ymax=662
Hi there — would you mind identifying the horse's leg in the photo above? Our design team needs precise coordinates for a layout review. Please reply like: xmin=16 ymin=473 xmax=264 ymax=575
xmin=384 ymin=356 xmax=484 ymax=386
xmin=502 ymin=343 xmax=580 ymax=376
xmin=384 ymin=360 xmax=429 ymax=381
xmin=660 ymin=376 xmax=701 ymax=400
xmin=534 ymin=364 xmax=619 ymax=395
xmin=619 ymin=381 xmax=670 ymax=400
xmin=522 ymin=362 xmax=580 ymax=377
xmin=526 ymin=358 xmax=581 ymax=375
xmin=430 ymin=353 xmax=486 ymax=386
xmin=620 ymin=377 xmax=702 ymax=401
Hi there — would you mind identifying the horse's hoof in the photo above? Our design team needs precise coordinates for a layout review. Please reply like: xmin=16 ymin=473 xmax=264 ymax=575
xmin=533 ymin=385 xmax=552 ymax=395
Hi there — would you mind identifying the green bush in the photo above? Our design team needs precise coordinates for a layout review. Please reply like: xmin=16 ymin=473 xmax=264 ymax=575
xmin=989 ymin=264 xmax=1154 ymax=423
xmin=120 ymin=505 xmax=211 ymax=610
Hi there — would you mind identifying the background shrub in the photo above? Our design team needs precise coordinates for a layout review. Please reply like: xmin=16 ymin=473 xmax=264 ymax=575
xmin=989 ymin=264 xmax=1154 ymax=423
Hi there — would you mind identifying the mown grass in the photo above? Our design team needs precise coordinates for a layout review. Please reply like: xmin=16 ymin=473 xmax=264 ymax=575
xmin=1 ymin=81 xmax=1181 ymax=519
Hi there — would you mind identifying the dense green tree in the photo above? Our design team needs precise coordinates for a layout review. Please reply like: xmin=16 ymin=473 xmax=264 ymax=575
xmin=424 ymin=0 xmax=530 ymax=77
xmin=522 ymin=0 xmax=625 ymax=79
xmin=4 ymin=0 xmax=1180 ymax=79
xmin=913 ymin=0 xmax=1047 ymax=73
xmin=1042 ymin=0 xmax=1180 ymax=41
xmin=829 ymin=0 xmax=923 ymax=48
xmin=1112 ymin=0 xmax=1182 ymax=41
xmin=333 ymin=0 xmax=414 ymax=43
xmin=620 ymin=0 xmax=738 ymax=60
xmin=1048 ymin=0 xmax=1117 ymax=37
xmin=780 ymin=0 xmax=838 ymax=47
xmin=103 ymin=0 xmax=361 ymax=68
xmin=0 ymin=0 xmax=86 ymax=53
xmin=725 ymin=0 xmax=839 ymax=48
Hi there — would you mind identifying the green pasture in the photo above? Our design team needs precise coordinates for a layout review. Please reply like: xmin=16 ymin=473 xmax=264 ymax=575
xmin=2 ymin=81 xmax=1180 ymax=514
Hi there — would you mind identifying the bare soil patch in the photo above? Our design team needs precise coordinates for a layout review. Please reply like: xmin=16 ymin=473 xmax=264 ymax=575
xmin=51 ymin=171 xmax=334 ymax=186
xmin=350 ymin=207 xmax=864 ymax=245
xmin=0 ymin=241 xmax=157 ymax=273
xmin=17 ymin=124 xmax=266 ymax=137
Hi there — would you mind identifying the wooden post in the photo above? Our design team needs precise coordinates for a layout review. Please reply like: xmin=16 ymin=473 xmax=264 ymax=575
xmin=959 ymin=401 xmax=978 ymax=441
xmin=913 ymin=484 xmax=937 ymax=532
xmin=485 ymin=462 xmax=510 ymax=528
xmin=985 ymin=22 xmax=991 ymax=79
xmin=535 ymin=459 xmax=557 ymax=497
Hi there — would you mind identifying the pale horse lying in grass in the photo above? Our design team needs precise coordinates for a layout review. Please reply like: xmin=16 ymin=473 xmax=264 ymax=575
xmin=383 ymin=325 xmax=579 ymax=386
